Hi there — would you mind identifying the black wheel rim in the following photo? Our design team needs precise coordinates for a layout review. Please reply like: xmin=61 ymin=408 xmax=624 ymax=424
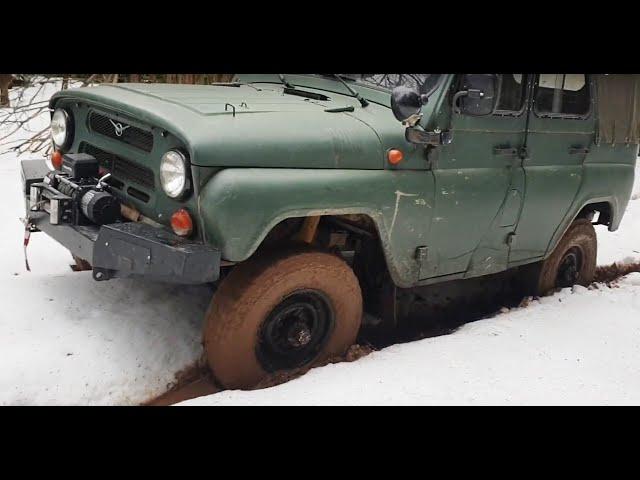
xmin=556 ymin=246 xmax=583 ymax=289
xmin=257 ymin=290 xmax=335 ymax=372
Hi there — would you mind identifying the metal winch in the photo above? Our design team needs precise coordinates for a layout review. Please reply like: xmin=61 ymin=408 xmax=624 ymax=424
xmin=29 ymin=153 xmax=121 ymax=226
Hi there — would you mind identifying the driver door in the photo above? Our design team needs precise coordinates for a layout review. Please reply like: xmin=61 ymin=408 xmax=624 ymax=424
xmin=422 ymin=74 xmax=528 ymax=279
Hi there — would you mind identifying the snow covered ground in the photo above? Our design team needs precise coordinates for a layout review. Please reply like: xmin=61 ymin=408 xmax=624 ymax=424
xmin=1 ymin=79 xmax=639 ymax=405
xmin=597 ymin=187 xmax=640 ymax=266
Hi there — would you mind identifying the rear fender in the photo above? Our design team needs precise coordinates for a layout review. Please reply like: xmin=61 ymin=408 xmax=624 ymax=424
xmin=544 ymin=162 xmax=635 ymax=258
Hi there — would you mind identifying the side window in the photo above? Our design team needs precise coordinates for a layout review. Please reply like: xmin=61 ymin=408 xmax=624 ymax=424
xmin=453 ymin=74 xmax=528 ymax=115
xmin=534 ymin=74 xmax=590 ymax=117
xmin=495 ymin=74 xmax=527 ymax=113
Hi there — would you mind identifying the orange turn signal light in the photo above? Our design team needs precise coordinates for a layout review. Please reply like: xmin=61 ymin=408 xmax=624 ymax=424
xmin=51 ymin=150 xmax=63 ymax=170
xmin=387 ymin=149 xmax=404 ymax=165
xmin=171 ymin=208 xmax=193 ymax=237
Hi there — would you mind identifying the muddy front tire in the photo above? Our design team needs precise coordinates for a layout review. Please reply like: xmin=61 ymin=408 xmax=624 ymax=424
xmin=203 ymin=248 xmax=363 ymax=390
xmin=535 ymin=218 xmax=597 ymax=296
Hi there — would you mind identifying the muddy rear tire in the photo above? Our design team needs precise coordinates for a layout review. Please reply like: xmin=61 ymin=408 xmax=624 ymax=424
xmin=203 ymin=247 xmax=363 ymax=390
xmin=535 ymin=218 xmax=597 ymax=296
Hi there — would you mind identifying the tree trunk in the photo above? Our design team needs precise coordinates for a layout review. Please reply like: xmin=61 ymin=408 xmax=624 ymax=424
xmin=0 ymin=74 xmax=12 ymax=107
xmin=212 ymin=73 xmax=234 ymax=83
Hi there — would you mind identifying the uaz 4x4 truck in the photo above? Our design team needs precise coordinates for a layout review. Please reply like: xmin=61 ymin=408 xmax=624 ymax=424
xmin=21 ymin=74 xmax=637 ymax=389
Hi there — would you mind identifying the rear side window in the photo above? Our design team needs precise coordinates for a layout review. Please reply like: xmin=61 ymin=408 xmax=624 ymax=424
xmin=534 ymin=74 xmax=590 ymax=117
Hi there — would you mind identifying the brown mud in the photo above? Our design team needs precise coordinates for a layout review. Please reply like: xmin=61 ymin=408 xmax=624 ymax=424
xmin=143 ymin=362 xmax=221 ymax=406
xmin=594 ymin=261 xmax=640 ymax=284
xmin=144 ymin=262 xmax=640 ymax=406
xmin=144 ymin=344 xmax=374 ymax=405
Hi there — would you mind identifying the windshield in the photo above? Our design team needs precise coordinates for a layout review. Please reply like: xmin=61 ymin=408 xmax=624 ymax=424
xmin=338 ymin=74 xmax=443 ymax=95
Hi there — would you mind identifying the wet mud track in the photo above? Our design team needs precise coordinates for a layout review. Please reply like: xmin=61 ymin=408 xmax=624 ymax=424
xmin=146 ymin=370 xmax=220 ymax=406
xmin=145 ymin=262 xmax=640 ymax=406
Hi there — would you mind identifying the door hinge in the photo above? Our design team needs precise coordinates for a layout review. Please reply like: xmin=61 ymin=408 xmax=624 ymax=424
xmin=506 ymin=232 xmax=517 ymax=246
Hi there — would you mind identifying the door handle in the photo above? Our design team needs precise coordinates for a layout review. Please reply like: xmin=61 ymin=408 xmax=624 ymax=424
xmin=569 ymin=146 xmax=590 ymax=155
xmin=493 ymin=146 xmax=518 ymax=157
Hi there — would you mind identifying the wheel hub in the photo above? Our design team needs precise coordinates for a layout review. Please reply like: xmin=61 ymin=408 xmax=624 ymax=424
xmin=287 ymin=322 xmax=312 ymax=347
xmin=556 ymin=247 xmax=583 ymax=288
xmin=257 ymin=290 xmax=335 ymax=372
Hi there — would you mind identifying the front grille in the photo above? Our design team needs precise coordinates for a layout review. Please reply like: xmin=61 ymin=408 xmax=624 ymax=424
xmin=88 ymin=111 xmax=154 ymax=152
xmin=113 ymin=156 xmax=155 ymax=191
xmin=80 ymin=143 xmax=155 ymax=191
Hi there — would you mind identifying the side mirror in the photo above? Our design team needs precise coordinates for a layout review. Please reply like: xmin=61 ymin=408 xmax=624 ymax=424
xmin=391 ymin=86 xmax=429 ymax=124
xmin=452 ymin=74 xmax=498 ymax=116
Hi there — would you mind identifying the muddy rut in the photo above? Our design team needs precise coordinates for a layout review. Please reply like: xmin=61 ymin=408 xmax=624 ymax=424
xmin=145 ymin=262 xmax=640 ymax=406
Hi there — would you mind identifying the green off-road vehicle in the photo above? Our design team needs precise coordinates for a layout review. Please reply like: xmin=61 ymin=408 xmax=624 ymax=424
xmin=21 ymin=74 xmax=637 ymax=388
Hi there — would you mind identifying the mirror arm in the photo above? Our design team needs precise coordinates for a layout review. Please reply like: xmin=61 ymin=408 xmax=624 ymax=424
xmin=403 ymin=113 xmax=423 ymax=127
xmin=405 ymin=126 xmax=453 ymax=146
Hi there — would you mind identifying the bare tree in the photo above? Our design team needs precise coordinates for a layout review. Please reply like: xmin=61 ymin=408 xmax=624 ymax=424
xmin=0 ymin=75 xmax=96 ymax=156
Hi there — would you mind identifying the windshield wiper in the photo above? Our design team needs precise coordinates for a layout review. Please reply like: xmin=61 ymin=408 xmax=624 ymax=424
xmin=278 ymin=74 xmax=331 ymax=101
xmin=330 ymin=74 xmax=369 ymax=108
xmin=278 ymin=74 xmax=294 ymax=89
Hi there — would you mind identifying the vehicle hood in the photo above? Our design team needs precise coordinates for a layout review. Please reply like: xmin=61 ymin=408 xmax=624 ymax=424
xmin=51 ymin=83 xmax=409 ymax=170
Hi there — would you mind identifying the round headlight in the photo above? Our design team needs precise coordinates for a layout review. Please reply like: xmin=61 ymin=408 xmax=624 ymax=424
xmin=160 ymin=150 xmax=189 ymax=198
xmin=51 ymin=108 xmax=73 ymax=151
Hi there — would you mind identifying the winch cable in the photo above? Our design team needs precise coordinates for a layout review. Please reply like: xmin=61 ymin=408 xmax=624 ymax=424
xmin=20 ymin=199 xmax=46 ymax=272
xmin=23 ymin=228 xmax=30 ymax=271
xmin=20 ymin=216 xmax=33 ymax=272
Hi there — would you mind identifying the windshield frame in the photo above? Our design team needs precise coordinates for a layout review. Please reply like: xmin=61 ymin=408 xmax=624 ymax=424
xmin=234 ymin=74 xmax=448 ymax=109
xmin=333 ymin=74 xmax=445 ymax=97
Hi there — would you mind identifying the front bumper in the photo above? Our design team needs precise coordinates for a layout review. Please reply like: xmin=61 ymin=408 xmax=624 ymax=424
xmin=22 ymin=159 xmax=221 ymax=284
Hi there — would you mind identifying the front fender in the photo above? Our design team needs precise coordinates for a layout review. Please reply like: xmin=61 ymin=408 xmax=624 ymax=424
xmin=198 ymin=168 xmax=436 ymax=288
